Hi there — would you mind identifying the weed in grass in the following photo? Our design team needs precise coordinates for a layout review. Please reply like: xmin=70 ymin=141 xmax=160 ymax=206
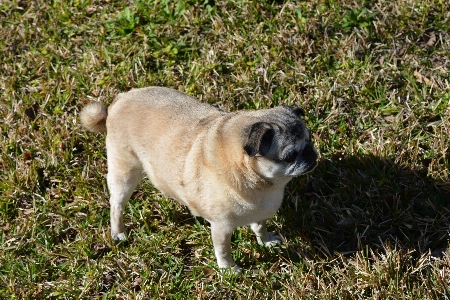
xmin=112 ymin=7 xmax=140 ymax=36
xmin=341 ymin=8 xmax=376 ymax=31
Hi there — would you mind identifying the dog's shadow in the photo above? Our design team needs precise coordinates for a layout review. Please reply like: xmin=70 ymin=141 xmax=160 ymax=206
xmin=132 ymin=154 xmax=449 ymax=269
xmin=277 ymin=153 xmax=450 ymax=262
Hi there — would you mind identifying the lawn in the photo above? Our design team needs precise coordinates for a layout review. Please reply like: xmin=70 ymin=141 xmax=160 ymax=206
xmin=1 ymin=0 xmax=449 ymax=298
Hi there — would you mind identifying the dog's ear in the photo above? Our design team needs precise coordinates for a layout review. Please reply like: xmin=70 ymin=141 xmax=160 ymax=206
xmin=281 ymin=105 xmax=305 ymax=117
xmin=244 ymin=122 xmax=274 ymax=157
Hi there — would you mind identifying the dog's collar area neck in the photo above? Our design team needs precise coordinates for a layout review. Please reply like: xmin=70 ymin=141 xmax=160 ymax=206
xmin=252 ymin=170 xmax=274 ymax=187
xmin=232 ymin=161 xmax=274 ymax=190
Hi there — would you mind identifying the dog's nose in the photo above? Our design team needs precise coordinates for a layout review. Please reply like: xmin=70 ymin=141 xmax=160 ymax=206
xmin=302 ymin=144 xmax=317 ymax=161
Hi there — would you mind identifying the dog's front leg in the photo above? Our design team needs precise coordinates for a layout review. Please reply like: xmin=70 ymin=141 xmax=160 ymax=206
xmin=210 ymin=222 xmax=240 ymax=271
xmin=251 ymin=220 xmax=282 ymax=247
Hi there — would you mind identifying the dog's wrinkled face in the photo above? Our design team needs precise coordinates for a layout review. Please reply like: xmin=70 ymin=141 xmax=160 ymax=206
xmin=244 ymin=106 xmax=318 ymax=179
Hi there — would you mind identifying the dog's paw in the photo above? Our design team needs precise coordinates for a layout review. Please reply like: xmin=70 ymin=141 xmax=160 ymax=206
xmin=219 ymin=265 xmax=242 ymax=275
xmin=111 ymin=232 xmax=127 ymax=241
xmin=257 ymin=232 xmax=282 ymax=247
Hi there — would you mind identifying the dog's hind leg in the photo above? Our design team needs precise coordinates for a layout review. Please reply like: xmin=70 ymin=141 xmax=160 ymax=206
xmin=107 ymin=151 xmax=142 ymax=241
xmin=251 ymin=220 xmax=282 ymax=247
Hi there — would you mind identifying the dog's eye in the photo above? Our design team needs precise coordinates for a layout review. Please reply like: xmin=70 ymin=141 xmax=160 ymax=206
xmin=284 ymin=151 xmax=298 ymax=163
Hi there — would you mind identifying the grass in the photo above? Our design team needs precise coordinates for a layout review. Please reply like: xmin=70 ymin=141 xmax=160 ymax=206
xmin=1 ymin=0 xmax=450 ymax=298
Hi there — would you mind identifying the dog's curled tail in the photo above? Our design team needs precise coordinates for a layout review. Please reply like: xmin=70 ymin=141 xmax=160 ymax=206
xmin=80 ymin=102 xmax=108 ymax=132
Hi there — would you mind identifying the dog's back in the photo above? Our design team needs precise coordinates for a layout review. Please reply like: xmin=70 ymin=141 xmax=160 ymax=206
xmin=110 ymin=87 xmax=220 ymax=121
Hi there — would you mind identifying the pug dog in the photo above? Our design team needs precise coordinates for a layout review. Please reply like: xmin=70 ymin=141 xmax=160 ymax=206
xmin=80 ymin=86 xmax=317 ymax=271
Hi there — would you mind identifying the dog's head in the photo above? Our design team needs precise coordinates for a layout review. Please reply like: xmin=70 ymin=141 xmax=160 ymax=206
xmin=243 ymin=106 xmax=318 ymax=179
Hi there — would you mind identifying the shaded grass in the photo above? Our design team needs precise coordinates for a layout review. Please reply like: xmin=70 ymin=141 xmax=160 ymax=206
xmin=1 ymin=0 xmax=450 ymax=298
